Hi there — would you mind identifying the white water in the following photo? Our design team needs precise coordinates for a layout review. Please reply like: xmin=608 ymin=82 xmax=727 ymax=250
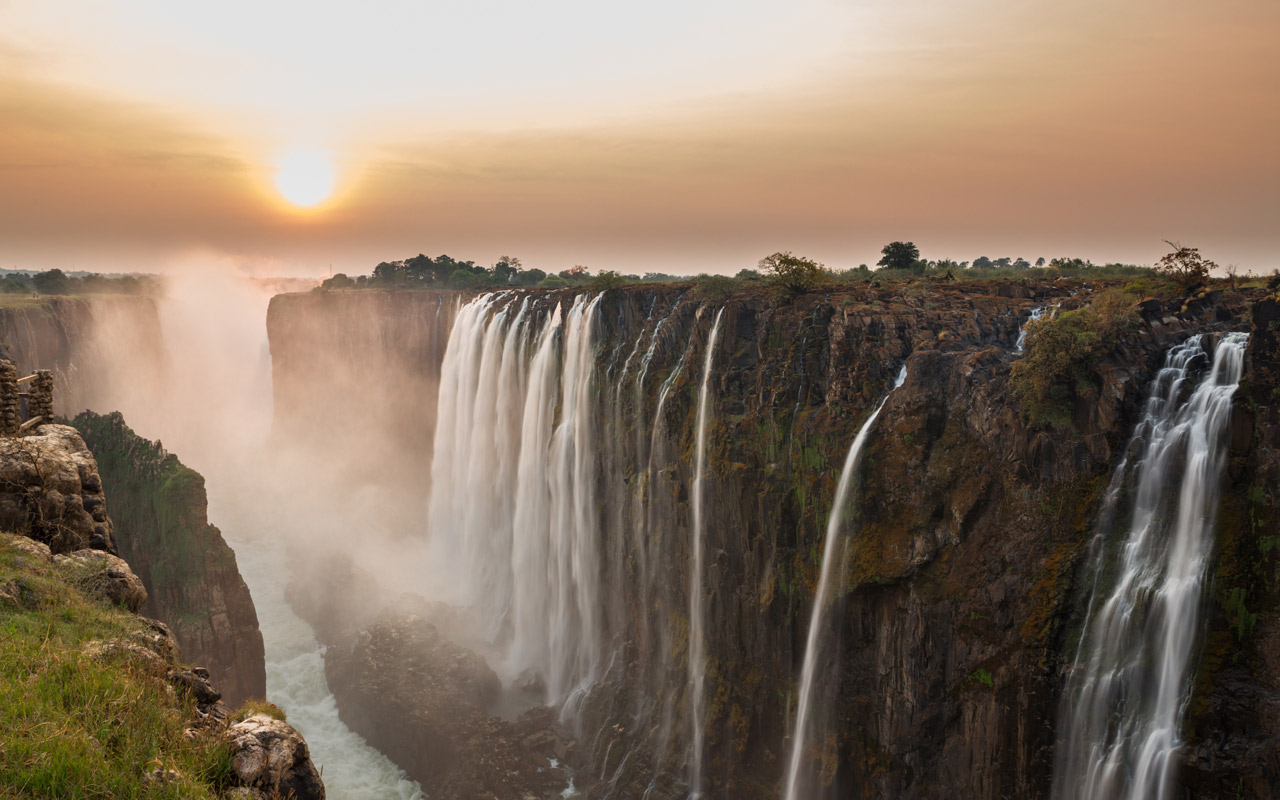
xmin=687 ymin=307 xmax=724 ymax=798
xmin=1052 ymin=332 xmax=1248 ymax=800
xmin=783 ymin=365 xmax=908 ymax=800
xmin=1014 ymin=306 xmax=1047 ymax=353
xmin=426 ymin=293 xmax=605 ymax=710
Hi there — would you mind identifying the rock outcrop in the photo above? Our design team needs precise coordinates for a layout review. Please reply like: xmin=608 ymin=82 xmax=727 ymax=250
xmin=289 ymin=559 xmax=574 ymax=799
xmin=0 ymin=423 xmax=114 ymax=552
xmin=226 ymin=715 xmax=326 ymax=800
xmin=71 ymin=411 xmax=266 ymax=707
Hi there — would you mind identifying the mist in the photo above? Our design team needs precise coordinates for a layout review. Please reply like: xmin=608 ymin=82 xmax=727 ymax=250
xmin=71 ymin=265 xmax=439 ymax=798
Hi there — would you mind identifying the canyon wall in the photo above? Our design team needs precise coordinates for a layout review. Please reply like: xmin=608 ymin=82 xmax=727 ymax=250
xmin=268 ymin=280 xmax=1274 ymax=798
xmin=71 ymin=410 xmax=267 ymax=707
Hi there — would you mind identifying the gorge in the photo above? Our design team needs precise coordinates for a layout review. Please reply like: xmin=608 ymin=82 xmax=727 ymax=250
xmin=2 ymin=275 xmax=1277 ymax=798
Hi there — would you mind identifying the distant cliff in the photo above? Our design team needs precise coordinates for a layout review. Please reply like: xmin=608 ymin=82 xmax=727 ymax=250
xmin=70 ymin=411 xmax=266 ymax=707
xmin=0 ymin=295 xmax=167 ymax=418
xmin=266 ymin=290 xmax=455 ymax=477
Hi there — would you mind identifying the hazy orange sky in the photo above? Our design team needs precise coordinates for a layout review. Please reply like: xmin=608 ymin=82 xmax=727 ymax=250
xmin=1 ymin=0 xmax=1277 ymax=277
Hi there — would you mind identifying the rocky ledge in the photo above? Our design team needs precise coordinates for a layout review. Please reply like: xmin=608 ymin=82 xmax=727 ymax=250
xmin=2 ymin=532 xmax=324 ymax=799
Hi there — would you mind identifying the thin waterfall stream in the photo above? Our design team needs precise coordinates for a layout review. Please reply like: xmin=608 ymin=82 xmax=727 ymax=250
xmin=783 ymin=365 xmax=908 ymax=800
xmin=688 ymin=307 xmax=724 ymax=798
xmin=1052 ymin=331 xmax=1248 ymax=800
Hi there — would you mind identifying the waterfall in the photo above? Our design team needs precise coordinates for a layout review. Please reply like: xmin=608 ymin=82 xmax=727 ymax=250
xmin=688 ymin=308 xmax=725 ymax=798
xmin=1014 ymin=306 xmax=1046 ymax=353
xmin=425 ymin=292 xmax=605 ymax=710
xmin=783 ymin=365 xmax=908 ymax=800
xmin=1052 ymin=331 xmax=1248 ymax=800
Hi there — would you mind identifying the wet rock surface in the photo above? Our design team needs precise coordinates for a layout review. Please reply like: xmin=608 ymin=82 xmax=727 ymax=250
xmin=320 ymin=608 xmax=573 ymax=799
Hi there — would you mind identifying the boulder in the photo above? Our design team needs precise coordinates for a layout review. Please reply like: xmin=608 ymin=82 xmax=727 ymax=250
xmin=0 ymin=424 xmax=114 ymax=552
xmin=56 ymin=549 xmax=147 ymax=611
xmin=225 ymin=714 xmax=325 ymax=800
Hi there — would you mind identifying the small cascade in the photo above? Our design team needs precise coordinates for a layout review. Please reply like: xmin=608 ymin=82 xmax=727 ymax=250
xmin=783 ymin=365 xmax=908 ymax=800
xmin=425 ymin=292 xmax=605 ymax=710
xmin=688 ymin=308 xmax=725 ymax=798
xmin=1052 ymin=332 xmax=1248 ymax=800
xmin=1014 ymin=305 xmax=1047 ymax=353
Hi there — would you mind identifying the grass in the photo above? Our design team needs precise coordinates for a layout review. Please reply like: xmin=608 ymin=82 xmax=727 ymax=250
xmin=0 ymin=535 xmax=235 ymax=799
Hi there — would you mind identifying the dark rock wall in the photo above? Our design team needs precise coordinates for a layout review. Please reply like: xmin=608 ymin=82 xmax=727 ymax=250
xmin=70 ymin=411 xmax=266 ymax=707
xmin=1183 ymin=289 xmax=1280 ymax=798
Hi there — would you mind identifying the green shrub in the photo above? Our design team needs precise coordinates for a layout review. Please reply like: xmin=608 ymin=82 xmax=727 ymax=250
xmin=1011 ymin=293 xmax=1137 ymax=428
xmin=588 ymin=270 xmax=627 ymax=291
xmin=691 ymin=274 xmax=737 ymax=302
xmin=231 ymin=700 xmax=287 ymax=723
xmin=537 ymin=274 xmax=569 ymax=288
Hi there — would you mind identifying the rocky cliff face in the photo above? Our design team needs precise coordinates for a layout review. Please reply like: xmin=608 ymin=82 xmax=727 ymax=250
xmin=268 ymin=280 xmax=1271 ymax=799
xmin=70 ymin=411 xmax=266 ymax=707
xmin=1182 ymin=287 xmax=1280 ymax=797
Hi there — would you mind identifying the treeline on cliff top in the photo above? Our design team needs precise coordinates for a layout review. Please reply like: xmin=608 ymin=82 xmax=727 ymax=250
xmin=0 ymin=268 xmax=159 ymax=297
xmin=319 ymin=240 xmax=1263 ymax=295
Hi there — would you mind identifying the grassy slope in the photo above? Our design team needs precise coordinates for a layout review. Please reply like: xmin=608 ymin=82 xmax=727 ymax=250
xmin=0 ymin=535 xmax=234 ymax=800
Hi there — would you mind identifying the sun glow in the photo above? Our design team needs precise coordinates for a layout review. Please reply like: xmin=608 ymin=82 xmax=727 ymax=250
xmin=273 ymin=148 xmax=335 ymax=208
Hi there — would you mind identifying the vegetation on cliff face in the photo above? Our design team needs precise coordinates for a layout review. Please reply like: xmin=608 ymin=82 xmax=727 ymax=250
xmin=69 ymin=411 xmax=266 ymax=706
xmin=1011 ymin=291 xmax=1138 ymax=428
xmin=0 ymin=534 xmax=235 ymax=799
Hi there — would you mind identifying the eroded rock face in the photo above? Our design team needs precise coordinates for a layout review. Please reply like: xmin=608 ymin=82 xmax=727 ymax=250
xmin=0 ymin=423 xmax=113 ymax=553
xmin=226 ymin=715 xmax=325 ymax=800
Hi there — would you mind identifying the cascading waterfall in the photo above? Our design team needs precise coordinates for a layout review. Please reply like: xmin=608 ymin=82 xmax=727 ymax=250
xmin=783 ymin=365 xmax=908 ymax=800
xmin=1052 ymin=331 xmax=1248 ymax=800
xmin=1014 ymin=306 xmax=1046 ymax=353
xmin=426 ymin=292 xmax=605 ymax=709
xmin=688 ymin=307 xmax=725 ymax=798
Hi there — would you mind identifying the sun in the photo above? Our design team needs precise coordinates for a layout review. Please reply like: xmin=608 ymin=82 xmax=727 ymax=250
xmin=273 ymin=148 xmax=336 ymax=208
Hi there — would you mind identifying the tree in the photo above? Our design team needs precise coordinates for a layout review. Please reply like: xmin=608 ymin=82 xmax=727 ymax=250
xmin=1012 ymin=258 xmax=1031 ymax=269
xmin=972 ymin=256 xmax=994 ymax=270
xmin=32 ymin=269 xmax=72 ymax=295
xmin=735 ymin=268 xmax=762 ymax=281
xmin=877 ymin=241 xmax=920 ymax=271
xmin=493 ymin=255 xmax=521 ymax=284
xmin=993 ymin=257 xmax=1013 ymax=269
xmin=559 ymin=265 xmax=589 ymax=281
xmin=759 ymin=251 xmax=829 ymax=293
xmin=589 ymin=270 xmax=627 ymax=291
xmin=1035 ymin=257 xmax=1046 ymax=267
xmin=1155 ymin=241 xmax=1215 ymax=291
xmin=321 ymin=273 xmax=355 ymax=290
xmin=515 ymin=268 xmax=546 ymax=286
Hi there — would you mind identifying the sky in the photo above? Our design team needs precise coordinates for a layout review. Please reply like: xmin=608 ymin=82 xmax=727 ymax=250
xmin=0 ymin=0 xmax=1277 ymax=277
